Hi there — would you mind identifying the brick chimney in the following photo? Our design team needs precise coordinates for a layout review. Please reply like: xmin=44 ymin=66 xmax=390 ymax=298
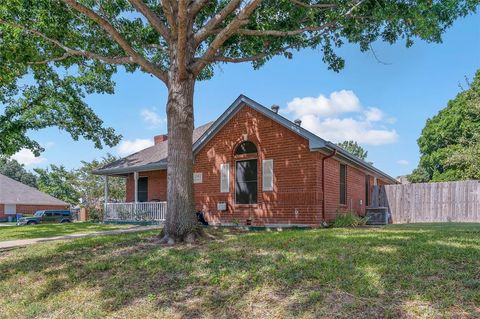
xmin=154 ymin=134 xmax=168 ymax=145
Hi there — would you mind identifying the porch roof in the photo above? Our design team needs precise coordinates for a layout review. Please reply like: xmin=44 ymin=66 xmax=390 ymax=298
xmin=92 ymin=122 xmax=213 ymax=176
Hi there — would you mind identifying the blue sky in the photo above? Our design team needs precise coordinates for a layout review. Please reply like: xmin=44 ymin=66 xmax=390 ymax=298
xmin=12 ymin=13 xmax=480 ymax=178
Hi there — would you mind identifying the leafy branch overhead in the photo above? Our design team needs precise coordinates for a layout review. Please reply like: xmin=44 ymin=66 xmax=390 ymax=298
xmin=1 ymin=0 xmax=477 ymax=156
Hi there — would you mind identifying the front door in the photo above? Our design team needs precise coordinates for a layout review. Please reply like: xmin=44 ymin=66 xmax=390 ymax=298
xmin=137 ymin=177 xmax=148 ymax=202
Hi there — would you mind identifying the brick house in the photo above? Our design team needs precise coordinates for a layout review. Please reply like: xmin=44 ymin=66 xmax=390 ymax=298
xmin=95 ymin=95 xmax=397 ymax=226
xmin=0 ymin=173 xmax=70 ymax=221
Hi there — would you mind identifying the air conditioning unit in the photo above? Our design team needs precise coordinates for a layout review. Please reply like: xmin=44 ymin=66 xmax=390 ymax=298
xmin=366 ymin=207 xmax=390 ymax=225
xmin=217 ymin=202 xmax=227 ymax=211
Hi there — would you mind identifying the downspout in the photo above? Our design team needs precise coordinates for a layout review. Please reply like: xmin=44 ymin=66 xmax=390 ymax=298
xmin=321 ymin=149 xmax=337 ymax=223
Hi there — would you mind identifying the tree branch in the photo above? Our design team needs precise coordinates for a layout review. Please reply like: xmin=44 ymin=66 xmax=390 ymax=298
xmin=192 ymin=0 xmax=263 ymax=76
xmin=127 ymin=0 xmax=171 ymax=42
xmin=62 ymin=0 xmax=167 ymax=83
xmin=161 ymin=0 xmax=177 ymax=34
xmin=289 ymin=0 xmax=337 ymax=9
xmin=189 ymin=0 xmax=210 ymax=17
xmin=205 ymin=26 xmax=332 ymax=64
xmin=194 ymin=0 xmax=242 ymax=45
xmin=236 ymin=23 xmax=333 ymax=36
xmin=0 ymin=19 xmax=132 ymax=65
xmin=345 ymin=0 xmax=367 ymax=16
xmin=177 ymin=0 xmax=188 ymax=79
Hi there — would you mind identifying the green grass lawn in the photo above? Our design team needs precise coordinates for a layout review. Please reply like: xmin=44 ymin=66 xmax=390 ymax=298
xmin=0 ymin=222 xmax=133 ymax=241
xmin=0 ymin=224 xmax=479 ymax=319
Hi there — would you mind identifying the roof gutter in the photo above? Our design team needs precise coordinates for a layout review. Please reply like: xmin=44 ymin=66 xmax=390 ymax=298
xmin=322 ymin=142 xmax=398 ymax=184
xmin=321 ymin=149 xmax=337 ymax=222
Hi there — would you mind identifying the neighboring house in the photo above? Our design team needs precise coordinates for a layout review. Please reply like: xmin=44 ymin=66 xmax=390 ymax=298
xmin=397 ymin=175 xmax=411 ymax=184
xmin=94 ymin=95 xmax=397 ymax=226
xmin=0 ymin=173 xmax=69 ymax=221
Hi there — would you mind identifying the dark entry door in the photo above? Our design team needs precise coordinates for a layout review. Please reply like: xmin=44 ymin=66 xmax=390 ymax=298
xmin=137 ymin=177 xmax=148 ymax=202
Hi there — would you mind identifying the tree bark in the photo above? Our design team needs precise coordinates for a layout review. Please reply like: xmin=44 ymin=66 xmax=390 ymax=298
xmin=160 ymin=69 xmax=200 ymax=244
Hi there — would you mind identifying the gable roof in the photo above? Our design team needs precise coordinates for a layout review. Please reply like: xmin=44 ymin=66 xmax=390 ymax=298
xmin=93 ymin=122 xmax=213 ymax=175
xmin=94 ymin=95 xmax=397 ymax=183
xmin=0 ymin=174 xmax=69 ymax=206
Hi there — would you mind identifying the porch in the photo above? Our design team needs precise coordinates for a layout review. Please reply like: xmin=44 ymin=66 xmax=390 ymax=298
xmin=103 ymin=173 xmax=167 ymax=223
xmin=104 ymin=202 xmax=167 ymax=223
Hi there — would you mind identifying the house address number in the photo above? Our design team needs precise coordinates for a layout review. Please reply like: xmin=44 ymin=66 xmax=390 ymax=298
xmin=193 ymin=172 xmax=203 ymax=184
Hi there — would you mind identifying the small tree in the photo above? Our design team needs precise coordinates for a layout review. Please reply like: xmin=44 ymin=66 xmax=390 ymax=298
xmin=337 ymin=140 xmax=368 ymax=160
xmin=34 ymin=165 xmax=80 ymax=205
xmin=1 ymin=1 xmax=477 ymax=242
xmin=76 ymin=154 xmax=126 ymax=207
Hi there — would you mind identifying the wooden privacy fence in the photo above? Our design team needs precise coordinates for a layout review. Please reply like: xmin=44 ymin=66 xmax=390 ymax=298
xmin=372 ymin=180 xmax=480 ymax=223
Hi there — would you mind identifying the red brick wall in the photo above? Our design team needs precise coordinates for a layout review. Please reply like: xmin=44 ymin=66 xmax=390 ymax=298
xmin=192 ymin=105 xmax=321 ymax=226
xmin=126 ymin=170 xmax=167 ymax=202
xmin=16 ymin=205 xmax=70 ymax=215
xmin=0 ymin=204 xmax=69 ymax=218
xmin=123 ymin=103 xmax=395 ymax=225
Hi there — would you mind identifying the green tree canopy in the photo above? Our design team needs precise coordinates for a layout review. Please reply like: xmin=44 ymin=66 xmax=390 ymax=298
xmin=409 ymin=70 xmax=480 ymax=182
xmin=34 ymin=165 xmax=80 ymax=205
xmin=76 ymin=154 xmax=126 ymax=207
xmin=1 ymin=0 xmax=478 ymax=242
xmin=0 ymin=157 xmax=38 ymax=188
xmin=337 ymin=140 xmax=368 ymax=160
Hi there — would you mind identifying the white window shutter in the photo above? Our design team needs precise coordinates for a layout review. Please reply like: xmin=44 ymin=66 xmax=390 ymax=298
xmin=262 ymin=159 xmax=273 ymax=191
xmin=220 ymin=164 xmax=229 ymax=193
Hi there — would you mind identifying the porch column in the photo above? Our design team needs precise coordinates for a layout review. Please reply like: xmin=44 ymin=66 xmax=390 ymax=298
xmin=134 ymin=171 xmax=139 ymax=203
xmin=104 ymin=175 xmax=109 ymax=217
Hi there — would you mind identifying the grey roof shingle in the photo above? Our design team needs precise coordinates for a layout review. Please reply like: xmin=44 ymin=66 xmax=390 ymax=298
xmin=0 ymin=174 xmax=69 ymax=206
xmin=93 ymin=121 xmax=214 ymax=175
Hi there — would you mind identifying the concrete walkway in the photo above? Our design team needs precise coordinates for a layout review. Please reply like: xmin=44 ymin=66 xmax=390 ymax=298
xmin=0 ymin=225 xmax=162 ymax=250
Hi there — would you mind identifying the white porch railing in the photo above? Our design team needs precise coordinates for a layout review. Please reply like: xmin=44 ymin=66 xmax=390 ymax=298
xmin=104 ymin=202 xmax=167 ymax=223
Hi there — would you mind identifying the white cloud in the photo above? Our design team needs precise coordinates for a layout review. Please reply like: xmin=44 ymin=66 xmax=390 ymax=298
xmin=141 ymin=109 xmax=164 ymax=127
xmin=285 ymin=90 xmax=398 ymax=145
xmin=397 ymin=159 xmax=409 ymax=166
xmin=286 ymin=90 xmax=362 ymax=117
xmin=364 ymin=107 xmax=384 ymax=122
xmin=300 ymin=116 xmax=399 ymax=145
xmin=117 ymin=139 xmax=154 ymax=156
xmin=11 ymin=149 xmax=47 ymax=166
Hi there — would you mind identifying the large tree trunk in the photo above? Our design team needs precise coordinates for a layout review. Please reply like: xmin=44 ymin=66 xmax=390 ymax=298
xmin=160 ymin=71 xmax=200 ymax=244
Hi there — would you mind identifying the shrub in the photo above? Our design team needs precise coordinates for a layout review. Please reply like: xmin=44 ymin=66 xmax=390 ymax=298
xmin=88 ymin=207 xmax=104 ymax=222
xmin=332 ymin=211 xmax=368 ymax=228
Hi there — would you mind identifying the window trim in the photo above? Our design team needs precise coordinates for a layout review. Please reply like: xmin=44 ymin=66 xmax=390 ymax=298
xmin=365 ymin=175 xmax=371 ymax=207
xmin=220 ymin=163 xmax=230 ymax=193
xmin=235 ymin=158 xmax=258 ymax=205
xmin=234 ymin=141 xmax=258 ymax=155
xmin=339 ymin=163 xmax=347 ymax=205
xmin=262 ymin=159 xmax=274 ymax=192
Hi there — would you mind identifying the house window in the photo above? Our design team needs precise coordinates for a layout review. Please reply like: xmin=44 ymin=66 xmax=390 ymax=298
xmin=234 ymin=141 xmax=257 ymax=155
xmin=137 ymin=177 xmax=148 ymax=202
xmin=365 ymin=175 xmax=371 ymax=206
xmin=340 ymin=164 xmax=347 ymax=205
xmin=236 ymin=159 xmax=258 ymax=204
